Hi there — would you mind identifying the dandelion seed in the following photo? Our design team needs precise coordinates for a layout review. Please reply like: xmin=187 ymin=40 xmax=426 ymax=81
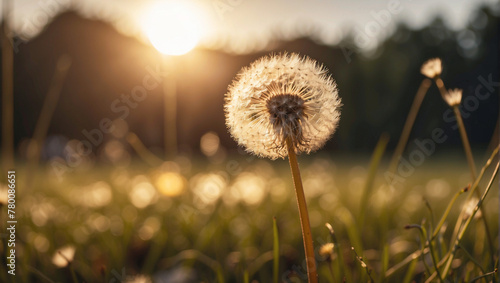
xmin=319 ymin=243 xmax=335 ymax=261
xmin=420 ymin=58 xmax=442 ymax=79
xmin=52 ymin=245 xmax=76 ymax=267
xmin=444 ymin=88 xmax=463 ymax=107
xmin=463 ymin=197 xmax=482 ymax=219
xmin=225 ymin=53 xmax=341 ymax=159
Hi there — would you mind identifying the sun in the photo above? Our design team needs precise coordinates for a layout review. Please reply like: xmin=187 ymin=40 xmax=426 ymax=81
xmin=141 ymin=1 xmax=203 ymax=56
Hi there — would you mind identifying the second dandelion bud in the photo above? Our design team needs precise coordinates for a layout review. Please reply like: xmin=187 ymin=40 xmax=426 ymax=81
xmin=225 ymin=53 xmax=341 ymax=159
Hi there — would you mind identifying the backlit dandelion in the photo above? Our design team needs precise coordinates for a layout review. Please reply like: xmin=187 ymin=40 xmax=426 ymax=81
xmin=444 ymin=88 xmax=462 ymax=107
xmin=420 ymin=58 xmax=442 ymax=79
xmin=224 ymin=53 xmax=341 ymax=283
xmin=225 ymin=53 xmax=341 ymax=159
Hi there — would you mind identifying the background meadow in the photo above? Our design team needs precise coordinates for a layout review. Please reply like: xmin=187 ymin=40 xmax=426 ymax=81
xmin=0 ymin=0 xmax=499 ymax=282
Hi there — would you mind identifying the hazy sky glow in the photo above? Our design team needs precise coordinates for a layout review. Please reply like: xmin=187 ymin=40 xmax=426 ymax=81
xmin=6 ymin=0 xmax=499 ymax=53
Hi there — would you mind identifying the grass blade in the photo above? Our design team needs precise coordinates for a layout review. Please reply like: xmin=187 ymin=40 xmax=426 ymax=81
xmin=273 ymin=216 xmax=279 ymax=283
xmin=360 ymin=133 xmax=389 ymax=226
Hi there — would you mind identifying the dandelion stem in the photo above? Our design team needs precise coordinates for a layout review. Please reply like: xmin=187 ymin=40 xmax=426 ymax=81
xmin=389 ymin=79 xmax=431 ymax=174
xmin=434 ymin=77 xmax=448 ymax=101
xmin=452 ymin=105 xmax=494 ymax=266
xmin=286 ymin=137 xmax=318 ymax=283
xmin=327 ymin=262 xmax=335 ymax=283
xmin=452 ymin=106 xmax=477 ymax=179
xmin=69 ymin=263 xmax=79 ymax=283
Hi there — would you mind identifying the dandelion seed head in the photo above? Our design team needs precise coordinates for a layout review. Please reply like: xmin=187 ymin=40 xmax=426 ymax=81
xmin=225 ymin=53 xmax=341 ymax=159
xmin=444 ymin=88 xmax=462 ymax=107
xmin=52 ymin=245 xmax=76 ymax=267
xmin=319 ymin=242 xmax=335 ymax=261
xmin=421 ymin=58 xmax=442 ymax=79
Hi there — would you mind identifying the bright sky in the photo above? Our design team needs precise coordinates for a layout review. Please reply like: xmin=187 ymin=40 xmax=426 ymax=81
xmin=6 ymin=0 xmax=499 ymax=53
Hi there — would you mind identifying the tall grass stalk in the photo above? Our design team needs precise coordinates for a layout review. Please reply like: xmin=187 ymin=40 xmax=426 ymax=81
xmin=243 ymin=270 xmax=249 ymax=283
xmin=401 ymin=258 xmax=417 ymax=283
xmin=126 ymin=132 xmax=163 ymax=166
xmin=404 ymin=224 xmax=434 ymax=279
xmin=246 ymin=251 xmax=274 ymax=277
xmin=27 ymin=266 xmax=57 ymax=283
xmin=27 ymin=55 xmax=72 ymax=174
xmin=450 ymin=145 xmax=500 ymax=272
xmin=326 ymin=223 xmax=349 ymax=283
xmin=272 ymin=217 xmax=279 ymax=283
xmin=426 ymin=157 xmax=499 ymax=282
xmin=162 ymin=56 xmax=177 ymax=158
xmin=469 ymin=269 xmax=498 ymax=283
xmin=380 ymin=244 xmax=389 ymax=283
xmin=388 ymin=79 xmax=431 ymax=174
xmin=286 ymin=137 xmax=317 ymax=283
xmin=142 ymin=230 xmax=168 ymax=274
xmin=163 ymin=249 xmax=225 ymax=283
xmin=351 ymin=246 xmax=375 ymax=282
xmin=439 ymin=161 xmax=498 ymax=281
xmin=457 ymin=242 xmax=486 ymax=274
xmin=360 ymin=134 xmax=389 ymax=227
xmin=431 ymin=185 xmax=468 ymax=239
xmin=444 ymin=145 xmax=499 ymax=272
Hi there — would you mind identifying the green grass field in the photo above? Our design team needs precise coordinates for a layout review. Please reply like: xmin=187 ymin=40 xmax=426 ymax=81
xmin=1 ymin=150 xmax=497 ymax=283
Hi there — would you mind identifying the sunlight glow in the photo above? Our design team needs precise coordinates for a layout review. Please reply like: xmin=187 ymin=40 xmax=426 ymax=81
xmin=141 ymin=1 xmax=203 ymax=55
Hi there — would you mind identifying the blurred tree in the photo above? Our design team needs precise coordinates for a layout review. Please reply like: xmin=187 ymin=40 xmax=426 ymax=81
xmin=3 ymin=6 xmax=498 ymax=159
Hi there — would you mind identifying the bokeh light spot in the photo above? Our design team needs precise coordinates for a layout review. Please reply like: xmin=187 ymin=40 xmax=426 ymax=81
xmin=200 ymin=131 xmax=220 ymax=157
xmin=155 ymin=172 xmax=186 ymax=197
xmin=129 ymin=182 xmax=158 ymax=208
